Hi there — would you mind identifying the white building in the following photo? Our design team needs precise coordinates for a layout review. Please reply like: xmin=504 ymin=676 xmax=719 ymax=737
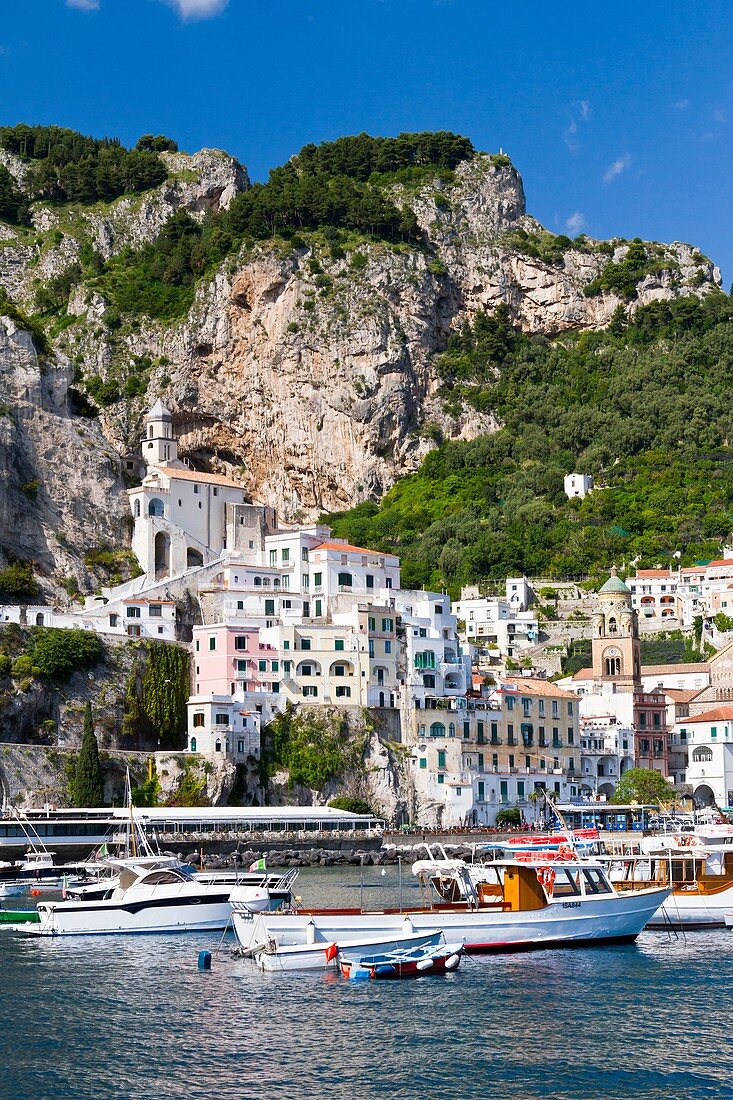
xmin=680 ymin=707 xmax=733 ymax=809
xmin=453 ymin=581 xmax=538 ymax=658
xmin=580 ymin=715 xmax=635 ymax=799
xmin=628 ymin=568 xmax=679 ymax=622
xmin=187 ymin=694 xmax=260 ymax=761
xmin=564 ymin=473 xmax=594 ymax=500
xmin=395 ymin=590 xmax=469 ymax=710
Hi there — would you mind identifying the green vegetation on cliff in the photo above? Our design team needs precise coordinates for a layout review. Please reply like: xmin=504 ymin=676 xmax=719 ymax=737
xmin=92 ymin=131 xmax=474 ymax=323
xmin=0 ymin=124 xmax=168 ymax=205
xmin=122 ymin=641 xmax=190 ymax=750
xmin=263 ymin=705 xmax=364 ymax=791
xmin=328 ymin=293 xmax=733 ymax=588
xmin=72 ymin=702 xmax=104 ymax=806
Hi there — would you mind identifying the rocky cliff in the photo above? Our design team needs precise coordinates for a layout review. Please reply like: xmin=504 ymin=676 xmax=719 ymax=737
xmin=0 ymin=135 xmax=721 ymax=593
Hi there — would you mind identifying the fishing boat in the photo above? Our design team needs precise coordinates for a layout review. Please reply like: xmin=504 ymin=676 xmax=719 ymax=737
xmin=243 ymin=920 xmax=444 ymax=973
xmin=340 ymin=939 xmax=463 ymax=981
xmin=605 ymin=839 xmax=733 ymax=928
xmin=232 ymin=851 xmax=670 ymax=955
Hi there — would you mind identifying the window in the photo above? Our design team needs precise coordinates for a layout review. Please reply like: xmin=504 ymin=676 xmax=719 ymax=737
xmin=236 ymin=659 xmax=247 ymax=672
xmin=192 ymin=713 xmax=205 ymax=728
xmin=692 ymin=747 xmax=713 ymax=762
xmin=215 ymin=712 xmax=229 ymax=725
xmin=506 ymin=696 xmax=515 ymax=711
xmin=423 ymin=674 xmax=436 ymax=688
xmin=335 ymin=686 xmax=351 ymax=698
xmin=234 ymin=636 xmax=248 ymax=651
xmin=437 ymin=774 xmax=445 ymax=785
xmin=237 ymin=601 xmax=244 ymax=611
xmin=333 ymin=665 xmax=346 ymax=677
xmin=477 ymin=753 xmax=484 ymax=769
xmin=149 ymin=604 xmax=162 ymax=618
xmin=463 ymin=721 xmax=470 ymax=739
xmin=283 ymin=640 xmax=290 ymax=650
xmin=567 ymin=701 xmax=574 ymax=716
xmin=368 ymin=640 xmax=375 ymax=659
xmin=271 ymin=660 xmax=279 ymax=673
xmin=270 ymin=550 xmax=277 ymax=566
xmin=302 ymin=686 xmax=318 ymax=698
xmin=517 ymin=781 xmax=525 ymax=800
xmin=711 ymin=727 xmax=718 ymax=739
xmin=338 ymin=572 xmax=353 ymax=587
xmin=193 ymin=485 xmax=200 ymax=495
xmin=315 ymin=599 xmax=323 ymax=617
xmin=190 ymin=737 xmax=197 ymax=752
xmin=283 ymin=661 xmax=291 ymax=674
xmin=271 ymin=682 xmax=280 ymax=693
xmin=431 ymin=723 xmax=446 ymax=738
xmin=419 ymin=758 xmax=427 ymax=770
xmin=238 ymin=740 xmax=245 ymax=754
xmin=567 ymin=728 xmax=574 ymax=745
xmin=382 ymin=618 xmax=393 ymax=632
xmin=509 ymin=754 xmax=515 ymax=769
xmin=366 ymin=574 xmax=374 ymax=589
xmin=300 ymin=664 xmax=313 ymax=677
xmin=126 ymin=606 xmax=141 ymax=619
xmin=384 ymin=640 xmax=392 ymax=654
xmin=254 ymin=577 xmax=262 ymax=587
xmin=333 ymin=638 xmax=345 ymax=652
xmin=314 ymin=572 xmax=322 ymax=587
xmin=282 ymin=548 xmax=290 ymax=563
xmin=264 ymin=599 xmax=275 ymax=616
xmin=492 ymin=753 xmax=499 ymax=768
xmin=385 ymin=577 xmax=392 ymax=589
xmin=303 ymin=601 xmax=310 ymax=617
xmin=209 ymin=636 xmax=216 ymax=651
xmin=434 ymin=604 xmax=443 ymax=615
xmin=195 ymin=640 xmax=200 ymax=652
xmin=301 ymin=547 xmax=309 ymax=561
xmin=258 ymin=660 xmax=268 ymax=672
xmin=552 ymin=701 xmax=559 ymax=719
xmin=490 ymin=722 xmax=498 ymax=744
xmin=507 ymin=723 xmax=515 ymax=745
xmin=300 ymin=638 xmax=311 ymax=651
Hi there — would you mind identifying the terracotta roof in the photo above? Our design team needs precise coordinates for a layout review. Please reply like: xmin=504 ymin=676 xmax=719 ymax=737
xmin=641 ymin=662 xmax=709 ymax=676
xmin=152 ymin=466 xmax=246 ymax=489
xmin=572 ymin=668 xmax=594 ymax=680
xmin=702 ymin=559 xmax=733 ymax=570
xmin=634 ymin=569 xmax=674 ymax=578
xmin=501 ymin=677 xmax=577 ymax=700
xmin=312 ymin=540 xmax=390 ymax=557
xmin=685 ymin=707 xmax=733 ymax=724
xmin=664 ymin=688 xmax=699 ymax=703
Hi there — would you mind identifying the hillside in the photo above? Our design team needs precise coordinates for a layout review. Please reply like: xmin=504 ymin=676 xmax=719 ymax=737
xmin=0 ymin=124 xmax=724 ymax=599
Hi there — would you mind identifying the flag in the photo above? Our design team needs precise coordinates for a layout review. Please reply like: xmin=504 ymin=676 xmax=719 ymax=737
xmin=62 ymin=875 xmax=68 ymax=900
xmin=324 ymin=943 xmax=338 ymax=963
xmin=249 ymin=857 xmax=266 ymax=872
xmin=99 ymin=842 xmax=108 ymax=858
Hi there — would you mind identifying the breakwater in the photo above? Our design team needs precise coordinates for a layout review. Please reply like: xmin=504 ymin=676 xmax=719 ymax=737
xmin=184 ymin=840 xmax=477 ymax=869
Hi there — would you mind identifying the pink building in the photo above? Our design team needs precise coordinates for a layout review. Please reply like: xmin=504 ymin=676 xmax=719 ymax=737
xmin=192 ymin=624 xmax=281 ymax=697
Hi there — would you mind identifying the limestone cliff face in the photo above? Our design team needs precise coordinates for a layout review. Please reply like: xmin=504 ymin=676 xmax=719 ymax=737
xmin=0 ymin=145 xmax=722 ymax=581
xmin=0 ymin=316 xmax=128 ymax=584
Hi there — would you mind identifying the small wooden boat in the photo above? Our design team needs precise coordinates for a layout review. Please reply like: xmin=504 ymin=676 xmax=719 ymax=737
xmin=340 ymin=940 xmax=464 ymax=981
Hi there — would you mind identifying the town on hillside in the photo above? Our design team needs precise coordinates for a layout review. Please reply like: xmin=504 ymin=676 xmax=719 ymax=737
xmin=2 ymin=403 xmax=733 ymax=825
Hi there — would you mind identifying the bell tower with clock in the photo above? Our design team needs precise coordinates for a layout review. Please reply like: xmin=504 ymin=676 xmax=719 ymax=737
xmin=591 ymin=567 xmax=641 ymax=692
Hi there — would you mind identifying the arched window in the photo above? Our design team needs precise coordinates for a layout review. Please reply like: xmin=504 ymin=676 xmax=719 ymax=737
xmin=604 ymin=656 xmax=621 ymax=677
xmin=190 ymin=737 xmax=197 ymax=753
xmin=35 ymin=613 xmax=44 ymax=626
xmin=215 ymin=738 xmax=222 ymax=752
xmin=608 ymin=617 xmax=618 ymax=635
xmin=254 ymin=576 xmax=262 ymax=587
xmin=148 ymin=498 xmax=164 ymax=517
xmin=692 ymin=747 xmax=713 ymax=762
xmin=430 ymin=722 xmax=446 ymax=738
xmin=448 ymin=722 xmax=456 ymax=738
xmin=262 ymin=577 xmax=271 ymax=586
xmin=134 ymin=500 xmax=141 ymax=518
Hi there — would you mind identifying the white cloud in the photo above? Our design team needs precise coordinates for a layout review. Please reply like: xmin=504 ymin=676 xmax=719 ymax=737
xmin=603 ymin=154 xmax=631 ymax=184
xmin=162 ymin=0 xmax=229 ymax=19
xmin=564 ymin=100 xmax=591 ymax=152
xmin=674 ymin=99 xmax=689 ymax=110
xmin=66 ymin=0 xmax=100 ymax=10
xmin=565 ymin=211 xmax=586 ymax=235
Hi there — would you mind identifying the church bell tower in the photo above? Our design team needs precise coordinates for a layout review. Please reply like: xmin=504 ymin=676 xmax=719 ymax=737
xmin=591 ymin=567 xmax=641 ymax=691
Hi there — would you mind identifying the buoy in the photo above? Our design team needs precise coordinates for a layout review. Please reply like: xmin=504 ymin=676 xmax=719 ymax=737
xmin=401 ymin=915 xmax=414 ymax=934
xmin=198 ymin=950 xmax=212 ymax=971
xmin=416 ymin=958 xmax=434 ymax=971
xmin=444 ymin=953 xmax=461 ymax=971
xmin=306 ymin=919 xmax=316 ymax=944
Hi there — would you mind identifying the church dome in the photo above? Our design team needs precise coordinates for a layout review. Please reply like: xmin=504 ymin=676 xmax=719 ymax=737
xmin=598 ymin=567 xmax=631 ymax=597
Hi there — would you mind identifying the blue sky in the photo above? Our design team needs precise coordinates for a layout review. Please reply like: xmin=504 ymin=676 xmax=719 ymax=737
xmin=4 ymin=0 xmax=733 ymax=282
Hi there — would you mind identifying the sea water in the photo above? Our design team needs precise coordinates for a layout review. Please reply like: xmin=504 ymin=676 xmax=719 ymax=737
xmin=1 ymin=865 xmax=732 ymax=1100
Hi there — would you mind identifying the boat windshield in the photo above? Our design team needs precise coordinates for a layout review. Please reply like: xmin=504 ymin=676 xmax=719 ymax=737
xmin=140 ymin=868 xmax=192 ymax=885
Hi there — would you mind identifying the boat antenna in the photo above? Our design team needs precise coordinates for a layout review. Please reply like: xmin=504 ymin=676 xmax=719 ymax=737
xmin=543 ymin=790 xmax=577 ymax=855
xmin=9 ymin=805 xmax=50 ymax=856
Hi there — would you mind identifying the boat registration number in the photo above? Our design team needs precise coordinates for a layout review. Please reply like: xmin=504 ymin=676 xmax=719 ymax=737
xmin=561 ymin=902 xmax=581 ymax=909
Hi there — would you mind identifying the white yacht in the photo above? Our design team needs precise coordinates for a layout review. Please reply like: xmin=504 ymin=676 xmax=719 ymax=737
xmin=26 ymin=856 xmax=237 ymax=936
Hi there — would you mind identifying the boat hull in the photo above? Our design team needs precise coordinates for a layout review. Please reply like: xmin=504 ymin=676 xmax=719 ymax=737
xmin=252 ymin=929 xmax=443 ymax=972
xmin=233 ymin=887 xmax=670 ymax=955
xmin=29 ymin=891 xmax=233 ymax=936
xmin=648 ymin=886 xmax=733 ymax=928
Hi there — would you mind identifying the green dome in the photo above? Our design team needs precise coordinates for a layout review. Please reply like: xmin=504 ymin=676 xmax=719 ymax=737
xmin=598 ymin=568 xmax=630 ymax=596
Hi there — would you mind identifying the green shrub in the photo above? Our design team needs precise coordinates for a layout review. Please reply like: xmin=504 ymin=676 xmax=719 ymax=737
xmin=328 ymin=796 xmax=374 ymax=815
xmin=0 ymin=653 xmax=10 ymax=676
xmin=27 ymin=627 xmax=104 ymax=680
xmin=11 ymin=654 xmax=36 ymax=679
xmin=0 ymin=561 xmax=38 ymax=601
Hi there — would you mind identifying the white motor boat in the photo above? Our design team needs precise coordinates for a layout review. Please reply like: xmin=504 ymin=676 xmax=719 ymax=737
xmin=232 ymin=852 xmax=670 ymax=955
xmin=25 ymin=857 xmax=238 ymax=936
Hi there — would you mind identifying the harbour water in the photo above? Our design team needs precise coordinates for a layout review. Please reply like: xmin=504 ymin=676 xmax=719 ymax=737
xmin=2 ymin=866 xmax=733 ymax=1100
